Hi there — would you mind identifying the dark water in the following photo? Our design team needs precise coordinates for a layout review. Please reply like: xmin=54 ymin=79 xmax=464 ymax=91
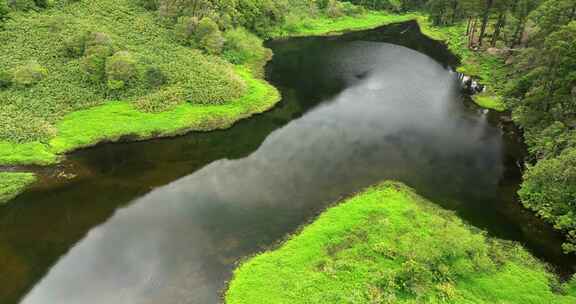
xmin=1 ymin=21 xmax=574 ymax=304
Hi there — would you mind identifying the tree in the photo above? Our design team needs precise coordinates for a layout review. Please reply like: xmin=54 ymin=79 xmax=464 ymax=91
xmin=520 ymin=148 xmax=576 ymax=253
xmin=105 ymin=51 xmax=139 ymax=90
xmin=0 ymin=0 xmax=9 ymax=28
xmin=12 ymin=61 xmax=48 ymax=87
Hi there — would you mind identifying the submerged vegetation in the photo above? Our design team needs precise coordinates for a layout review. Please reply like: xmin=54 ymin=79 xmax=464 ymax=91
xmin=227 ymin=182 xmax=576 ymax=303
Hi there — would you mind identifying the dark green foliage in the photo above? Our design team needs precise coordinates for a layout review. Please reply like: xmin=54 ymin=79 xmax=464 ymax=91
xmin=143 ymin=66 xmax=167 ymax=87
xmin=8 ymin=0 xmax=36 ymax=11
xmin=137 ymin=0 xmax=159 ymax=10
xmin=0 ymin=70 xmax=12 ymax=89
xmin=520 ymin=148 xmax=576 ymax=253
xmin=0 ymin=0 xmax=9 ymax=27
xmin=175 ymin=16 xmax=200 ymax=45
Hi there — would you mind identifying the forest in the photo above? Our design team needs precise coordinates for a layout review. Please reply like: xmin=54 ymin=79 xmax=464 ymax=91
xmin=0 ymin=0 xmax=576 ymax=303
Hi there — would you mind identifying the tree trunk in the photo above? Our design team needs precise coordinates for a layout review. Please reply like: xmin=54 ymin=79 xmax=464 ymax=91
xmin=491 ymin=12 xmax=506 ymax=47
xmin=479 ymin=0 xmax=494 ymax=47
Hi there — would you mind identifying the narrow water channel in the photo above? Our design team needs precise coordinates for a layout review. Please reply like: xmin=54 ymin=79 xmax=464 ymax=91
xmin=1 ymin=21 xmax=574 ymax=304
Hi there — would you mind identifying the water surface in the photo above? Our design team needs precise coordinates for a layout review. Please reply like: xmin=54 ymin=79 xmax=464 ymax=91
xmin=1 ymin=21 xmax=574 ymax=304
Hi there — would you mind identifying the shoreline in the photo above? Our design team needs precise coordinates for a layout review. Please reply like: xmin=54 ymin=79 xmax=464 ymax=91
xmin=0 ymin=12 xmax=504 ymax=203
xmin=225 ymin=182 xmax=576 ymax=303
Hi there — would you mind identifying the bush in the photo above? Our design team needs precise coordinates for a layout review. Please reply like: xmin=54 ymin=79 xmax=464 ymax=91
xmin=144 ymin=66 xmax=167 ymax=88
xmin=326 ymin=0 xmax=343 ymax=18
xmin=0 ymin=1 xmax=9 ymax=27
xmin=0 ymin=70 xmax=13 ymax=89
xmin=105 ymin=51 xmax=139 ymax=90
xmin=12 ymin=61 xmax=48 ymax=87
xmin=85 ymin=32 xmax=113 ymax=49
xmin=8 ymin=0 xmax=36 ymax=11
xmin=200 ymin=30 xmax=224 ymax=54
xmin=62 ymin=32 xmax=89 ymax=58
xmin=341 ymin=2 xmax=364 ymax=16
xmin=223 ymin=28 xmax=267 ymax=64
xmin=138 ymin=0 xmax=159 ymax=10
xmin=174 ymin=16 xmax=200 ymax=46
xmin=81 ymin=45 xmax=113 ymax=83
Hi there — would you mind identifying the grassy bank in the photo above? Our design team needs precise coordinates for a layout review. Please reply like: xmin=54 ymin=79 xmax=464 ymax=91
xmin=415 ymin=18 xmax=507 ymax=112
xmin=269 ymin=12 xmax=418 ymax=38
xmin=0 ymin=67 xmax=279 ymax=165
xmin=226 ymin=182 xmax=576 ymax=303
xmin=0 ymin=173 xmax=36 ymax=204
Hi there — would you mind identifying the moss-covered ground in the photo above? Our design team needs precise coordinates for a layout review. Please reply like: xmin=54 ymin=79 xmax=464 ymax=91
xmin=226 ymin=182 xmax=576 ymax=304
xmin=0 ymin=172 xmax=36 ymax=204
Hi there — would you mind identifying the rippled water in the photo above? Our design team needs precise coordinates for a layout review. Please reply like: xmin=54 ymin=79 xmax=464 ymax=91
xmin=1 ymin=21 xmax=573 ymax=304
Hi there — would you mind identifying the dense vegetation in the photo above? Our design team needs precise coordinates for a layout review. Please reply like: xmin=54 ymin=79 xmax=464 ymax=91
xmin=353 ymin=0 xmax=576 ymax=254
xmin=227 ymin=182 xmax=576 ymax=303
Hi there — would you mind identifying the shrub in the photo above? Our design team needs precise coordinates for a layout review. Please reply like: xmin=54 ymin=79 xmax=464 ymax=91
xmin=174 ymin=16 xmax=200 ymax=46
xmin=12 ymin=61 xmax=48 ymax=87
xmin=134 ymin=85 xmax=185 ymax=112
xmin=138 ymin=0 xmax=159 ymax=10
xmin=144 ymin=66 xmax=167 ymax=88
xmin=62 ymin=32 xmax=89 ymax=58
xmin=341 ymin=2 xmax=364 ymax=16
xmin=8 ymin=0 xmax=36 ymax=11
xmin=0 ymin=1 xmax=9 ymax=27
xmin=196 ymin=17 xmax=220 ymax=41
xmin=326 ymin=0 xmax=343 ymax=18
xmin=105 ymin=51 xmax=139 ymax=90
xmin=222 ymin=28 xmax=267 ymax=64
xmin=196 ymin=17 xmax=223 ymax=54
xmin=85 ymin=32 xmax=113 ymax=49
xmin=0 ymin=70 xmax=13 ymax=89
xmin=200 ymin=30 xmax=224 ymax=54
xmin=81 ymin=45 xmax=113 ymax=83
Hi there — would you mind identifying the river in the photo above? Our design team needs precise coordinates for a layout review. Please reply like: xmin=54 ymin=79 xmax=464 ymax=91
xmin=1 ymin=21 xmax=574 ymax=304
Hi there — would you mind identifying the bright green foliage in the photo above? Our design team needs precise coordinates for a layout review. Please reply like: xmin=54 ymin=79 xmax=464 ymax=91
xmin=0 ymin=0 xmax=246 ymax=145
xmin=520 ymin=148 xmax=576 ymax=253
xmin=473 ymin=93 xmax=506 ymax=112
xmin=12 ymin=61 xmax=47 ymax=87
xmin=0 ymin=172 xmax=36 ymax=204
xmin=223 ymin=27 xmax=269 ymax=64
xmin=269 ymin=11 xmax=417 ymax=38
xmin=0 ymin=68 xmax=279 ymax=165
xmin=227 ymin=182 xmax=576 ymax=303
xmin=105 ymin=51 xmax=139 ymax=90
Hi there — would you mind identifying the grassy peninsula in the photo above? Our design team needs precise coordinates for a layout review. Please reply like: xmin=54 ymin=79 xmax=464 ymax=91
xmin=226 ymin=182 xmax=576 ymax=303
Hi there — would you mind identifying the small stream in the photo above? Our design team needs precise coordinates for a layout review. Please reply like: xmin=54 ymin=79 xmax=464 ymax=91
xmin=1 ymin=21 xmax=574 ymax=304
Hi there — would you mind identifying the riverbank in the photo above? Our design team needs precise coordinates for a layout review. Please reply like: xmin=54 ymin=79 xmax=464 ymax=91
xmin=415 ymin=19 xmax=507 ymax=112
xmin=226 ymin=181 xmax=576 ymax=303
xmin=0 ymin=172 xmax=36 ymax=204
xmin=0 ymin=10 xmax=503 ymax=201
xmin=0 ymin=67 xmax=280 ymax=167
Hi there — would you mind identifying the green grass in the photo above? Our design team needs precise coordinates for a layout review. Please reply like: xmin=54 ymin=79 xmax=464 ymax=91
xmin=0 ymin=0 xmax=247 ymax=144
xmin=0 ymin=172 xmax=36 ymax=204
xmin=473 ymin=93 xmax=506 ymax=112
xmin=0 ymin=67 xmax=280 ymax=165
xmin=226 ymin=182 xmax=576 ymax=304
xmin=414 ymin=18 xmax=508 ymax=112
xmin=269 ymin=12 xmax=419 ymax=38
